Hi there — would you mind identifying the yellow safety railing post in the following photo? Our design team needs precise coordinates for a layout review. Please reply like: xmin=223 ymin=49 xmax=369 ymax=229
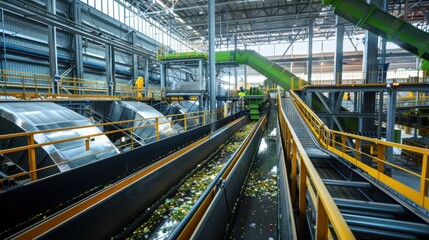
xmin=203 ymin=112 xmax=207 ymax=125
xmin=315 ymin=196 xmax=329 ymax=240
xmin=184 ymin=114 xmax=187 ymax=131
xmin=298 ymin=156 xmax=307 ymax=239
xmin=27 ymin=134 xmax=37 ymax=181
xmin=341 ymin=135 xmax=347 ymax=153
xmin=331 ymin=132 xmax=336 ymax=148
xmin=355 ymin=139 xmax=361 ymax=163
xmin=155 ymin=118 xmax=160 ymax=141
xmin=85 ymin=138 xmax=90 ymax=151
xmin=377 ymin=145 xmax=386 ymax=174
xmin=130 ymin=130 xmax=134 ymax=149
xmin=291 ymin=141 xmax=297 ymax=205
xmin=420 ymin=154 xmax=428 ymax=206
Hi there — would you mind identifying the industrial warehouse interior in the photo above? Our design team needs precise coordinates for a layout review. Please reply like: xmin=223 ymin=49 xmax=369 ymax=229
xmin=1 ymin=0 xmax=429 ymax=239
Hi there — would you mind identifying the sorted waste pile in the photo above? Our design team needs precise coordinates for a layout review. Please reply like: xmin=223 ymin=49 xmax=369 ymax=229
xmin=126 ymin=122 xmax=255 ymax=240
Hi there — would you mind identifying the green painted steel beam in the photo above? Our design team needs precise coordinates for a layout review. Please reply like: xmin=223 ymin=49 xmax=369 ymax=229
xmin=159 ymin=50 xmax=306 ymax=91
xmin=322 ymin=0 xmax=429 ymax=60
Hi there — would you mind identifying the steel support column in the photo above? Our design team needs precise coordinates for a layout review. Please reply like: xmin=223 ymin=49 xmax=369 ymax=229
xmin=307 ymin=18 xmax=313 ymax=84
xmin=234 ymin=34 xmax=238 ymax=90
xmin=361 ymin=0 xmax=382 ymax=133
xmin=47 ymin=0 xmax=58 ymax=94
xmin=105 ymin=45 xmax=115 ymax=96
xmin=377 ymin=0 xmax=388 ymax=139
xmin=132 ymin=31 xmax=139 ymax=82
xmin=209 ymin=0 xmax=216 ymax=122
xmin=198 ymin=59 xmax=204 ymax=110
xmin=334 ymin=16 xmax=345 ymax=84
xmin=160 ymin=62 xmax=165 ymax=100
xmin=73 ymin=0 xmax=83 ymax=81
xmin=386 ymin=87 xmax=397 ymax=167
xmin=244 ymin=45 xmax=248 ymax=89
xmin=380 ymin=0 xmax=389 ymax=81
xmin=144 ymin=58 xmax=149 ymax=96
xmin=377 ymin=91 xmax=384 ymax=139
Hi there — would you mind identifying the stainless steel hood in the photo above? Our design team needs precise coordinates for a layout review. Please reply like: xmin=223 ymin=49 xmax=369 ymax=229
xmin=0 ymin=102 xmax=119 ymax=177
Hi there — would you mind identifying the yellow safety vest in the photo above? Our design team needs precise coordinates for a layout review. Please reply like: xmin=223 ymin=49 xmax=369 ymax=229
xmin=135 ymin=76 xmax=144 ymax=89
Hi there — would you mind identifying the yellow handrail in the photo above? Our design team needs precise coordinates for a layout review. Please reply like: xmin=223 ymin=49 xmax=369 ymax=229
xmin=289 ymin=90 xmax=429 ymax=210
xmin=0 ymin=70 xmax=163 ymax=100
xmin=277 ymin=90 xmax=355 ymax=240
xmin=0 ymin=109 xmax=217 ymax=185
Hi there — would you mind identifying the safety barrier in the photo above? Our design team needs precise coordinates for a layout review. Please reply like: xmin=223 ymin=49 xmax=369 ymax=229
xmin=0 ymin=70 xmax=162 ymax=100
xmin=309 ymin=70 xmax=426 ymax=86
xmin=0 ymin=109 xmax=217 ymax=186
xmin=277 ymin=91 xmax=355 ymax=239
xmin=289 ymin=90 xmax=429 ymax=210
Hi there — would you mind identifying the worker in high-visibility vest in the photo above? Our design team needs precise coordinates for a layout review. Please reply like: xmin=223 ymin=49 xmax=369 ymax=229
xmin=135 ymin=76 xmax=144 ymax=98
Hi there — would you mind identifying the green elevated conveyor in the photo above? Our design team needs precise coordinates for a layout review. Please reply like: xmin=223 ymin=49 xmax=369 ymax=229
xmin=322 ymin=0 xmax=429 ymax=62
xmin=158 ymin=50 xmax=305 ymax=91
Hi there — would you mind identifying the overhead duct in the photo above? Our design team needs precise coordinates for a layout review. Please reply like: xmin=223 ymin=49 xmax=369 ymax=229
xmin=0 ymin=102 xmax=119 ymax=178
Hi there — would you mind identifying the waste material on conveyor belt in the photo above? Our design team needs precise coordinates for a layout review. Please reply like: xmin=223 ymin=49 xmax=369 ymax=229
xmin=120 ymin=122 xmax=256 ymax=240
xmin=227 ymin=100 xmax=278 ymax=240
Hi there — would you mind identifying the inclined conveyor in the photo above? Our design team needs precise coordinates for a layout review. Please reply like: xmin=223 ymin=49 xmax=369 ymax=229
xmin=282 ymin=96 xmax=429 ymax=240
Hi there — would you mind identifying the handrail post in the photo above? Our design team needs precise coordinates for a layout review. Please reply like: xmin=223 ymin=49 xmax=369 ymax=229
xmin=341 ymin=135 xmax=347 ymax=153
xmin=315 ymin=197 xmax=329 ymax=240
xmin=27 ymin=134 xmax=37 ymax=181
xmin=130 ymin=130 xmax=134 ymax=149
xmin=156 ymin=118 xmax=160 ymax=141
xmin=377 ymin=145 xmax=386 ymax=174
xmin=298 ymin=157 xmax=308 ymax=239
xmin=355 ymin=139 xmax=361 ymax=163
xmin=184 ymin=114 xmax=187 ymax=131
xmin=420 ymin=154 xmax=428 ymax=206
xmin=85 ymin=138 xmax=90 ymax=151
xmin=203 ymin=112 xmax=207 ymax=125
xmin=291 ymin=140 xmax=297 ymax=206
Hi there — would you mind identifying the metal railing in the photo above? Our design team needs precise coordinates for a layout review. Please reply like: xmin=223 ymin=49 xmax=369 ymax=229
xmin=289 ymin=90 xmax=429 ymax=210
xmin=0 ymin=109 xmax=217 ymax=186
xmin=277 ymin=91 xmax=355 ymax=240
xmin=307 ymin=69 xmax=427 ymax=86
xmin=0 ymin=70 xmax=163 ymax=100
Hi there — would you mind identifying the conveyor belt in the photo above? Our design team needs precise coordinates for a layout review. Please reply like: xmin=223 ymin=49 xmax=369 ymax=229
xmin=281 ymin=98 xmax=330 ymax=158
xmin=226 ymin=101 xmax=278 ymax=240
xmin=281 ymin=96 xmax=429 ymax=240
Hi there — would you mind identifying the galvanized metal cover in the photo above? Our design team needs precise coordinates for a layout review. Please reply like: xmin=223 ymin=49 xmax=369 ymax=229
xmin=0 ymin=102 xmax=119 ymax=174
